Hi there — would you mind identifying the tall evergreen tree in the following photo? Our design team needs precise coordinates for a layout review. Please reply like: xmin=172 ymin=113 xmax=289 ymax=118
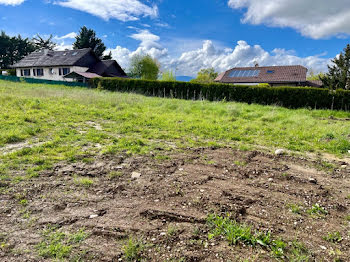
xmin=32 ymin=34 xmax=56 ymax=50
xmin=0 ymin=31 xmax=36 ymax=69
xmin=73 ymin=26 xmax=109 ymax=59
xmin=321 ymin=44 xmax=350 ymax=90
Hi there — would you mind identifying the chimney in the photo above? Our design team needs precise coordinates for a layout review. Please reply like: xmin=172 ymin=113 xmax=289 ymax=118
xmin=255 ymin=63 xmax=259 ymax=68
xmin=44 ymin=49 xmax=49 ymax=56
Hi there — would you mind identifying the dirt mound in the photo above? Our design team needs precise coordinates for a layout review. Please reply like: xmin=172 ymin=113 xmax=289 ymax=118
xmin=1 ymin=148 xmax=349 ymax=261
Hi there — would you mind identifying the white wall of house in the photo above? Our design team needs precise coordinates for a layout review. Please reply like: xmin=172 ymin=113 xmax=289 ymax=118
xmin=16 ymin=66 xmax=89 ymax=82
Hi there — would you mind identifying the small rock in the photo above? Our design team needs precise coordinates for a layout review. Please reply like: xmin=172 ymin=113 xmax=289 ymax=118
xmin=151 ymin=238 xmax=156 ymax=241
xmin=348 ymin=150 xmax=350 ymax=154
xmin=340 ymin=165 xmax=347 ymax=169
xmin=320 ymin=245 xmax=327 ymax=250
xmin=89 ymin=214 xmax=98 ymax=219
xmin=200 ymin=189 xmax=205 ymax=193
xmin=131 ymin=172 xmax=141 ymax=179
xmin=308 ymin=177 xmax=317 ymax=184
xmin=160 ymin=232 xmax=166 ymax=236
xmin=268 ymin=178 xmax=274 ymax=182
xmin=275 ymin=149 xmax=285 ymax=156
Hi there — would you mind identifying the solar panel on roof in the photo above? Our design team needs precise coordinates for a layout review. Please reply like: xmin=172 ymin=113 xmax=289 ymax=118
xmin=229 ymin=70 xmax=260 ymax=78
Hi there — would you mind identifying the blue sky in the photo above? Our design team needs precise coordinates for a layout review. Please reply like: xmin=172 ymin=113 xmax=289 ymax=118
xmin=1 ymin=0 xmax=349 ymax=76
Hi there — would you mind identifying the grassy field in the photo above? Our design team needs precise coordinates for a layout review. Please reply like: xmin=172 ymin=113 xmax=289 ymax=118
xmin=0 ymin=80 xmax=349 ymax=181
xmin=1 ymin=80 xmax=350 ymax=261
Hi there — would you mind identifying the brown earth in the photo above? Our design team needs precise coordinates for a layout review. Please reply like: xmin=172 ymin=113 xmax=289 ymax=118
xmin=0 ymin=147 xmax=350 ymax=261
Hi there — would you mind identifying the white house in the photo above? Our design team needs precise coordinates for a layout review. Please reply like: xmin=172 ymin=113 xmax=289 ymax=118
xmin=12 ymin=48 xmax=127 ymax=83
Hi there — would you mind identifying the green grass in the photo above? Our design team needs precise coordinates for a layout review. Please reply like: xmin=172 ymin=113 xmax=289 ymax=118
xmin=207 ymin=214 xmax=311 ymax=260
xmin=323 ymin=232 xmax=343 ymax=243
xmin=288 ymin=204 xmax=303 ymax=215
xmin=36 ymin=226 xmax=88 ymax=260
xmin=122 ymin=237 xmax=145 ymax=261
xmin=73 ymin=176 xmax=94 ymax=188
xmin=0 ymin=80 xmax=349 ymax=182
xmin=307 ymin=204 xmax=328 ymax=218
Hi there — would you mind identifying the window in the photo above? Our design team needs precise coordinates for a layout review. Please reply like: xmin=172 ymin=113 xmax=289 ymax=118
xmin=36 ymin=68 xmax=44 ymax=76
xmin=59 ymin=68 xmax=70 ymax=76
xmin=267 ymin=70 xmax=275 ymax=74
xmin=21 ymin=69 xmax=30 ymax=76
xmin=49 ymin=68 xmax=54 ymax=74
xmin=229 ymin=70 xmax=260 ymax=78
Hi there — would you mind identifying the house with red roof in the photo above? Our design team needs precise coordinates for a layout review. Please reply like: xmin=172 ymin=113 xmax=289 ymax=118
xmin=215 ymin=65 xmax=323 ymax=87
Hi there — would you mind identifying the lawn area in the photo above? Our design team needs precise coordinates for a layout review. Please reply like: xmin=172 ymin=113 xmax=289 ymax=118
xmin=1 ymin=80 xmax=350 ymax=261
xmin=0 ymin=80 xmax=349 ymax=179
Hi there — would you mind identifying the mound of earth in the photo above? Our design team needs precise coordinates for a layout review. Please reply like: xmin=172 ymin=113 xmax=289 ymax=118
xmin=1 ymin=148 xmax=349 ymax=261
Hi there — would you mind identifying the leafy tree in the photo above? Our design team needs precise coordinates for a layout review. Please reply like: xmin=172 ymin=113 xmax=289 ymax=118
xmin=32 ymin=34 xmax=56 ymax=50
xmin=129 ymin=54 xmax=160 ymax=80
xmin=161 ymin=70 xmax=176 ymax=81
xmin=307 ymin=68 xmax=325 ymax=81
xmin=321 ymin=44 xmax=350 ymax=90
xmin=73 ymin=26 xmax=108 ymax=59
xmin=190 ymin=68 xmax=218 ymax=84
xmin=0 ymin=31 xmax=36 ymax=69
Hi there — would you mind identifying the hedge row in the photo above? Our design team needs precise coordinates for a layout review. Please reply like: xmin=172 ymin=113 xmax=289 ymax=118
xmin=90 ymin=77 xmax=350 ymax=111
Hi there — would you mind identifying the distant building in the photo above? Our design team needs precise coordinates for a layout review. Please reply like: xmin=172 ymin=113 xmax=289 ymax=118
xmin=11 ymin=48 xmax=127 ymax=83
xmin=215 ymin=65 xmax=323 ymax=87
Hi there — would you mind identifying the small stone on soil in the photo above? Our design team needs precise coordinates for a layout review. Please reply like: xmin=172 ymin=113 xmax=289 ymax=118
xmin=275 ymin=149 xmax=285 ymax=155
xmin=131 ymin=172 xmax=141 ymax=179
xmin=308 ymin=177 xmax=317 ymax=184
xmin=89 ymin=214 xmax=98 ymax=219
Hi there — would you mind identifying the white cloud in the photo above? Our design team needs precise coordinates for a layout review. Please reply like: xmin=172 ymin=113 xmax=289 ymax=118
xmin=228 ymin=0 xmax=350 ymax=39
xmin=107 ymin=29 xmax=168 ymax=70
xmin=55 ymin=0 xmax=158 ymax=22
xmin=54 ymin=32 xmax=77 ymax=40
xmin=108 ymin=33 xmax=330 ymax=76
xmin=54 ymin=42 xmax=73 ymax=51
xmin=169 ymin=40 xmax=330 ymax=76
xmin=0 ymin=0 xmax=25 ymax=5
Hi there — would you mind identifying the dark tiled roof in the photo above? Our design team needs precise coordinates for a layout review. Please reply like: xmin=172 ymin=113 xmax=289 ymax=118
xmin=306 ymin=80 xmax=323 ymax=87
xmin=89 ymin=60 xmax=114 ymax=75
xmin=12 ymin=48 xmax=93 ymax=68
xmin=216 ymin=65 xmax=308 ymax=84
xmin=64 ymin=72 xmax=101 ymax=79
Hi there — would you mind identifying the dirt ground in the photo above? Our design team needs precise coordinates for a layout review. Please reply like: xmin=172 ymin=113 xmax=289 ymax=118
xmin=1 ymin=147 xmax=349 ymax=261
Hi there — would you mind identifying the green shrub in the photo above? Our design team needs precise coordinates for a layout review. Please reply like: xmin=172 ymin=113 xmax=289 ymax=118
xmin=90 ymin=77 xmax=350 ymax=111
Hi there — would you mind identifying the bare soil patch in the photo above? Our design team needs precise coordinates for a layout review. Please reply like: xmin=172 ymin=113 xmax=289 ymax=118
xmin=1 ymin=148 xmax=349 ymax=261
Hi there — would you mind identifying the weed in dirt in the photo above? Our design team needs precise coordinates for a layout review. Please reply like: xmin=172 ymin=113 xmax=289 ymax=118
xmin=289 ymin=241 xmax=311 ymax=262
xmin=19 ymin=199 xmax=28 ymax=206
xmin=345 ymin=214 xmax=350 ymax=221
xmin=207 ymin=214 xmax=313 ymax=260
xmin=207 ymin=214 xmax=287 ymax=258
xmin=234 ymin=160 xmax=247 ymax=166
xmin=108 ymin=171 xmax=123 ymax=180
xmin=307 ymin=204 xmax=328 ymax=218
xmin=36 ymin=226 xmax=88 ymax=260
xmin=167 ymin=224 xmax=178 ymax=237
xmin=73 ymin=176 xmax=94 ymax=188
xmin=323 ymin=232 xmax=343 ymax=243
xmin=288 ymin=204 xmax=303 ymax=215
xmin=122 ymin=237 xmax=145 ymax=262
xmin=21 ymin=210 xmax=31 ymax=219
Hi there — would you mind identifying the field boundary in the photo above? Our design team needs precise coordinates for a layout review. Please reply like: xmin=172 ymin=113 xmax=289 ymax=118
xmin=91 ymin=77 xmax=350 ymax=111
xmin=0 ymin=75 xmax=88 ymax=87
